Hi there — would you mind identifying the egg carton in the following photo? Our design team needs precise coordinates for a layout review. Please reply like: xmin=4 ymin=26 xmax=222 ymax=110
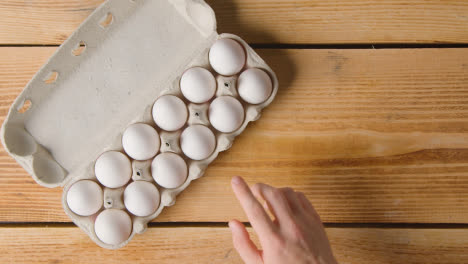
xmin=0 ymin=0 xmax=278 ymax=249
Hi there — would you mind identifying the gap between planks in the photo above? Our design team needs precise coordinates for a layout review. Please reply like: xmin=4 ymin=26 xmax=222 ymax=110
xmin=3 ymin=222 xmax=468 ymax=229
xmin=3 ymin=43 xmax=468 ymax=49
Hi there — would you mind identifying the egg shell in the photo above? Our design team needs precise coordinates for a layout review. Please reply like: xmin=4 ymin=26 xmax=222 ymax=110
xmin=209 ymin=96 xmax=245 ymax=133
xmin=66 ymin=180 xmax=103 ymax=216
xmin=122 ymin=123 xmax=160 ymax=160
xmin=124 ymin=181 xmax=160 ymax=217
xmin=238 ymin=68 xmax=273 ymax=104
xmin=209 ymin=38 xmax=246 ymax=76
xmin=95 ymin=151 xmax=132 ymax=188
xmin=152 ymin=152 xmax=188 ymax=189
xmin=94 ymin=209 xmax=132 ymax=246
xmin=152 ymin=95 xmax=188 ymax=131
xmin=180 ymin=67 xmax=217 ymax=103
xmin=180 ymin=125 xmax=216 ymax=161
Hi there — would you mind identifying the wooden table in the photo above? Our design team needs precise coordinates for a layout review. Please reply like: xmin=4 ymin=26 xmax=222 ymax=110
xmin=1 ymin=1 xmax=468 ymax=263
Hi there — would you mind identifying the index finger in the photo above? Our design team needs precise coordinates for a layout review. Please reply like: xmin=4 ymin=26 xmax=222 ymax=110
xmin=231 ymin=176 xmax=275 ymax=237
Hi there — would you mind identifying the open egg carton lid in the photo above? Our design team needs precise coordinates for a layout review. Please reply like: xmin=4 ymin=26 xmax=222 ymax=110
xmin=1 ymin=0 xmax=278 ymax=249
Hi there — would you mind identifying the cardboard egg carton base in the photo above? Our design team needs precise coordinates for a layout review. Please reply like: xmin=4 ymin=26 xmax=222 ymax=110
xmin=0 ymin=0 xmax=278 ymax=249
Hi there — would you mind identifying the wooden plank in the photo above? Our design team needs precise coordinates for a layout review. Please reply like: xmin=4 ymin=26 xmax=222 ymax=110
xmin=1 ymin=1 xmax=468 ymax=45
xmin=0 ymin=226 xmax=467 ymax=263
xmin=1 ymin=48 xmax=468 ymax=223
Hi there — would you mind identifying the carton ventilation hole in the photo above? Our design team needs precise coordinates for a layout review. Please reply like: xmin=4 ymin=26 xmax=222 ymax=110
xmin=165 ymin=142 xmax=170 ymax=147
xmin=17 ymin=99 xmax=32 ymax=113
xmin=224 ymin=82 xmax=229 ymax=87
xmin=136 ymin=171 xmax=141 ymax=176
xmin=72 ymin=41 xmax=87 ymax=56
xmin=100 ymin=13 xmax=114 ymax=28
xmin=44 ymin=71 xmax=58 ymax=84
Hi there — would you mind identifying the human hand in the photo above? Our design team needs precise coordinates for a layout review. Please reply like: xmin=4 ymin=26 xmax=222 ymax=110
xmin=229 ymin=176 xmax=337 ymax=264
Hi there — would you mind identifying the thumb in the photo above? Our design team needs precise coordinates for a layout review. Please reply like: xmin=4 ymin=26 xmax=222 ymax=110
xmin=229 ymin=220 xmax=262 ymax=264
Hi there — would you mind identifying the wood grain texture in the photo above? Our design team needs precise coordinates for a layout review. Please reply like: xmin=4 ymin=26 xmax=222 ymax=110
xmin=0 ymin=226 xmax=468 ymax=264
xmin=1 ymin=47 xmax=468 ymax=223
xmin=1 ymin=0 xmax=468 ymax=45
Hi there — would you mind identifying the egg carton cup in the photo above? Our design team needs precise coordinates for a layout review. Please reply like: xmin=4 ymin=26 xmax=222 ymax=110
xmin=1 ymin=0 xmax=278 ymax=249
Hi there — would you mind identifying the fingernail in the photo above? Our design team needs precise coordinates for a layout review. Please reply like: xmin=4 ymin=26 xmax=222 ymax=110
xmin=231 ymin=176 xmax=242 ymax=185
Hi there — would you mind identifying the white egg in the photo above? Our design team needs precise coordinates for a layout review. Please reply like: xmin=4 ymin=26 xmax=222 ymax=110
xmin=151 ymin=152 xmax=188 ymax=189
xmin=238 ymin=68 xmax=273 ymax=104
xmin=180 ymin=125 xmax=216 ymax=160
xmin=95 ymin=151 xmax=132 ymax=188
xmin=66 ymin=180 xmax=103 ymax=216
xmin=180 ymin=67 xmax=217 ymax=103
xmin=122 ymin=123 xmax=160 ymax=160
xmin=124 ymin=181 xmax=160 ymax=217
xmin=209 ymin=38 xmax=246 ymax=76
xmin=209 ymin=96 xmax=245 ymax=133
xmin=152 ymin=95 xmax=188 ymax=131
xmin=94 ymin=209 xmax=132 ymax=246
